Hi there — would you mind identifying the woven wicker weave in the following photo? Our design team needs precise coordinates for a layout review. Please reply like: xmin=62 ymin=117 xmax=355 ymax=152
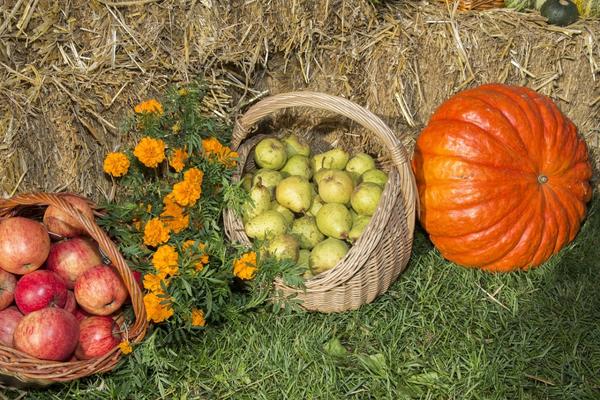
xmin=439 ymin=0 xmax=504 ymax=10
xmin=223 ymin=91 xmax=417 ymax=313
xmin=0 ymin=192 xmax=147 ymax=388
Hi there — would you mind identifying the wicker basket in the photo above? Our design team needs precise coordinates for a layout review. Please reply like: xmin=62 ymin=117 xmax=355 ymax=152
xmin=0 ymin=192 xmax=147 ymax=388
xmin=223 ymin=91 xmax=417 ymax=313
xmin=439 ymin=0 xmax=504 ymax=10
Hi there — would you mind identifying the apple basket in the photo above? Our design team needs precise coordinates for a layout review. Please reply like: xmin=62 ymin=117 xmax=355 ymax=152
xmin=223 ymin=91 xmax=418 ymax=313
xmin=0 ymin=192 xmax=147 ymax=388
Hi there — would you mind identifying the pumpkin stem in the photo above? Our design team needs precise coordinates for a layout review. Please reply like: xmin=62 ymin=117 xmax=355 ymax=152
xmin=538 ymin=175 xmax=549 ymax=184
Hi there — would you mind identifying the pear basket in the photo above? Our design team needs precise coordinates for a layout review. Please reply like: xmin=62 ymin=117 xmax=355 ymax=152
xmin=223 ymin=91 xmax=418 ymax=313
xmin=0 ymin=192 xmax=147 ymax=388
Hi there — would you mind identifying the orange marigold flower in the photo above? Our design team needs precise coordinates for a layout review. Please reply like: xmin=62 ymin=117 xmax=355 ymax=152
xmin=202 ymin=137 xmax=238 ymax=167
xmin=143 ymin=292 xmax=174 ymax=323
xmin=169 ymin=148 xmax=188 ymax=172
xmin=183 ymin=167 xmax=204 ymax=186
xmin=163 ymin=193 xmax=177 ymax=207
xmin=134 ymin=98 xmax=164 ymax=115
xmin=134 ymin=137 xmax=166 ymax=168
xmin=143 ymin=218 xmax=170 ymax=247
xmin=103 ymin=152 xmax=130 ymax=177
xmin=143 ymin=272 xmax=168 ymax=292
xmin=191 ymin=308 xmax=206 ymax=327
xmin=233 ymin=251 xmax=257 ymax=280
xmin=183 ymin=240 xmax=209 ymax=271
xmin=118 ymin=340 xmax=133 ymax=354
xmin=172 ymin=180 xmax=201 ymax=207
xmin=152 ymin=245 xmax=179 ymax=277
xmin=160 ymin=200 xmax=189 ymax=234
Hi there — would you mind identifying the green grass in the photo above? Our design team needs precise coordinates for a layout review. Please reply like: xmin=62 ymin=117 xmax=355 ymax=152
xmin=6 ymin=199 xmax=600 ymax=399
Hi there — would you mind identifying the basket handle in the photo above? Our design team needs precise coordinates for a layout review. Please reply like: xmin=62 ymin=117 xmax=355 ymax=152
xmin=232 ymin=91 xmax=410 ymax=170
xmin=0 ymin=193 xmax=147 ymax=342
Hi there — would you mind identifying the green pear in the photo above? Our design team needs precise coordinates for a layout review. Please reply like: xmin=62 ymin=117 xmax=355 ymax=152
xmin=315 ymin=203 xmax=352 ymax=239
xmin=317 ymin=170 xmax=354 ymax=204
xmin=271 ymin=201 xmax=294 ymax=225
xmin=360 ymin=169 xmax=388 ymax=188
xmin=280 ymin=155 xmax=312 ymax=180
xmin=311 ymin=148 xmax=349 ymax=171
xmin=291 ymin=216 xmax=325 ymax=250
xmin=313 ymin=168 xmax=333 ymax=185
xmin=241 ymin=173 xmax=253 ymax=192
xmin=241 ymin=183 xmax=271 ymax=221
xmin=310 ymin=238 xmax=349 ymax=275
xmin=254 ymin=138 xmax=287 ymax=170
xmin=345 ymin=153 xmax=376 ymax=176
xmin=347 ymin=215 xmax=371 ymax=243
xmin=297 ymin=249 xmax=313 ymax=279
xmin=266 ymin=234 xmax=299 ymax=262
xmin=283 ymin=134 xmax=311 ymax=157
xmin=351 ymin=183 xmax=383 ymax=216
xmin=253 ymin=169 xmax=283 ymax=195
xmin=275 ymin=176 xmax=313 ymax=213
xmin=307 ymin=195 xmax=324 ymax=217
xmin=244 ymin=210 xmax=288 ymax=240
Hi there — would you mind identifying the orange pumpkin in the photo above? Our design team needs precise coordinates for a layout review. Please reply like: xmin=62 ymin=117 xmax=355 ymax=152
xmin=412 ymin=84 xmax=592 ymax=272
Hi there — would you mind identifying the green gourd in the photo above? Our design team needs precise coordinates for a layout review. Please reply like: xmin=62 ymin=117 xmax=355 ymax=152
xmin=540 ymin=0 xmax=579 ymax=26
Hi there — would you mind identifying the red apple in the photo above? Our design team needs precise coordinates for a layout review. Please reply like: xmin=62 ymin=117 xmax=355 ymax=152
xmin=75 ymin=316 xmax=121 ymax=360
xmin=46 ymin=237 xmax=103 ymax=289
xmin=43 ymin=194 xmax=95 ymax=238
xmin=74 ymin=306 xmax=92 ymax=322
xmin=74 ymin=265 xmax=128 ymax=316
xmin=132 ymin=270 xmax=142 ymax=288
xmin=0 ymin=268 xmax=17 ymax=310
xmin=15 ymin=270 xmax=68 ymax=314
xmin=63 ymin=290 xmax=77 ymax=313
xmin=0 ymin=217 xmax=50 ymax=275
xmin=13 ymin=307 xmax=79 ymax=361
xmin=0 ymin=306 xmax=23 ymax=347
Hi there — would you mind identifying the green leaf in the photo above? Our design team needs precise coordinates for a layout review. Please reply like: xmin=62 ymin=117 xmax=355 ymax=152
xmin=323 ymin=337 xmax=349 ymax=358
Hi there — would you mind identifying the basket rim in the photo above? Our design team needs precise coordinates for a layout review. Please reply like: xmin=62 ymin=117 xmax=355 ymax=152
xmin=0 ymin=191 xmax=148 ymax=386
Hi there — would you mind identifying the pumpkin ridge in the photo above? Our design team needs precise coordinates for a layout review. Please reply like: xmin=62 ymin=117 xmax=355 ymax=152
xmin=530 ymin=187 xmax=559 ymax=265
xmin=477 ymin=86 xmax=544 ymax=167
xmin=480 ymin=210 xmax=544 ymax=271
xmin=546 ymin=184 xmax=583 ymax=242
xmin=549 ymin=163 xmax=592 ymax=202
xmin=431 ymin=92 xmax=532 ymax=160
xmin=519 ymin=88 xmax=549 ymax=173
xmin=417 ymin=156 xmax=535 ymax=186
xmin=522 ymin=188 xmax=548 ymax=267
xmin=423 ymin=183 xmax=539 ymax=239
xmin=416 ymin=122 xmax=536 ymax=173
xmin=452 ymin=89 xmax=536 ymax=158
xmin=542 ymin=109 xmax=581 ymax=176
xmin=430 ymin=154 xmax=535 ymax=176
xmin=420 ymin=181 xmax=533 ymax=211
xmin=432 ymin=192 xmax=539 ymax=267
xmin=531 ymin=94 xmax=560 ymax=173
xmin=539 ymin=187 xmax=572 ymax=254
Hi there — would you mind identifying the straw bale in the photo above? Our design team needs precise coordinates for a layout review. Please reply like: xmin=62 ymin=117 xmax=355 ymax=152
xmin=0 ymin=0 xmax=598 ymax=199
